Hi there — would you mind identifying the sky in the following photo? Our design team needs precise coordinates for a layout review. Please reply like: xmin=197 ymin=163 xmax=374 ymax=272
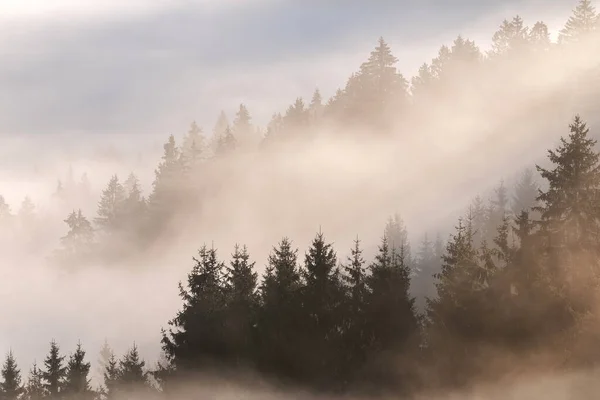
xmin=0 ymin=0 xmax=576 ymax=138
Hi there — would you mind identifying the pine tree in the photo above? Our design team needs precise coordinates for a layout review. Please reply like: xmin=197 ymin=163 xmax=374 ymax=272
xmin=256 ymin=238 xmax=304 ymax=381
xmin=512 ymin=168 xmax=540 ymax=216
xmin=162 ymin=245 xmax=227 ymax=373
xmin=95 ymin=174 xmax=127 ymax=231
xmin=42 ymin=341 xmax=67 ymax=399
xmin=223 ymin=244 xmax=259 ymax=365
xmin=102 ymin=352 xmax=120 ymax=400
xmin=232 ymin=104 xmax=253 ymax=147
xmin=24 ymin=363 xmax=45 ymax=400
xmin=97 ymin=340 xmax=113 ymax=384
xmin=529 ymin=21 xmax=551 ymax=52
xmin=210 ymin=111 xmax=229 ymax=154
xmin=384 ymin=214 xmax=413 ymax=272
xmin=63 ymin=342 xmax=93 ymax=400
xmin=0 ymin=351 xmax=24 ymax=400
xmin=339 ymin=238 xmax=368 ymax=383
xmin=490 ymin=16 xmax=530 ymax=56
xmin=536 ymin=115 xmax=600 ymax=249
xmin=118 ymin=345 xmax=148 ymax=389
xmin=558 ymin=0 xmax=598 ymax=44
xmin=180 ymin=121 xmax=204 ymax=174
xmin=57 ymin=209 xmax=95 ymax=265
xmin=309 ymin=89 xmax=323 ymax=122
xmin=284 ymin=98 xmax=308 ymax=132
xmin=300 ymin=231 xmax=344 ymax=388
xmin=364 ymin=236 xmax=419 ymax=389
xmin=216 ymin=126 xmax=237 ymax=156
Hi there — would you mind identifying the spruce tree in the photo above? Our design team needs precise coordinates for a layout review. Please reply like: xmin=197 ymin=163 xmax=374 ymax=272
xmin=95 ymin=175 xmax=127 ymax=231
xmin=558 ymin=0 xmax=598 ymax=44
xmin=57 ymin=209 xmax=95 ymax=266
xmin=223 ymin=244 xmax=259 ymax=365
xmin=102 ymin=352 xmax=120 ymax=400
xmin=339 ymin=238 xmax=368 ymax=383
xmin=300 ymin=231 xmax=344 ymax=388
xmin=42 ymin=341 xmax=66 ymax=399
xmin=536 ymin=115 xmax=600 ymax=249
xmin=490 ymin=15 xmax=530 ymax=56
xmin=0 ymin=351 xmax=24 ymax=400
xmin=512 ymin=168 xmax=540 ymax=217
xmin=162 ymin=245 xmax=227 ymax=373
xmin=119 ymin=345 xmax=148 ymax=390
xmin=24 ymin=363 xmax=45 ymax=400
xmin=256 ymin=238 xmax=304 ymax=382
xmin=63 ymin=342 xmax=93 ymax=399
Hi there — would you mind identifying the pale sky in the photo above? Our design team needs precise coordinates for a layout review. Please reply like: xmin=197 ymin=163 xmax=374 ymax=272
xmin=0 ymin=0 xmax=576 ymax=137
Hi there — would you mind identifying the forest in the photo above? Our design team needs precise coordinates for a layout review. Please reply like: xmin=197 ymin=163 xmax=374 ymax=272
xmin=0 ymin=0 xmax=600 ymax=399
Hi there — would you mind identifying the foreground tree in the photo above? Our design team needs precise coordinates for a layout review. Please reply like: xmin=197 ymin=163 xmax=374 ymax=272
xmin=0 ymin=351 xmax=24 ymax=400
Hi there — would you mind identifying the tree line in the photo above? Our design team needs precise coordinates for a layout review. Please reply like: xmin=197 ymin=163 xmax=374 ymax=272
xmin=2 ymin=114 xmax=600 ymax=397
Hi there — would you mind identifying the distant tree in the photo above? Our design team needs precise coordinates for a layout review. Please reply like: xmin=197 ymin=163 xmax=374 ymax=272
xmin=210 ymin=111 xmax=229 ymax=154
xmin=180 ymin=121 xmax=204 ymax=174
xmin=384 ymin=214 xmax=413 ymax=271
xmin=309 ymin=89 xmax=324 ymax=122
xmin=0 ymin=351 xmax=24 ymax=400
xmin=95 ymin=175 xmax=127 ymax=232
xmin=284 ymin=98 xmax=309 ymax=132
xmin=57 ymin=209 xmax=95 ymax=265
xmin=232 ymin=104 xmax=254 ymax=147
xmin=512 ymin=168 xmax=539 ymax=217
xmin=216 ymin=126 xmax=237 ymax=156
xmin=558 ymin=0 xmax=598 ymax=44
xmin=529 ymin=21 xmax=551 ymax=52
xmin=489 ymin=15 xmax=530 ymax=56
xmin=42 ymin=340 xmax=67 ymax=399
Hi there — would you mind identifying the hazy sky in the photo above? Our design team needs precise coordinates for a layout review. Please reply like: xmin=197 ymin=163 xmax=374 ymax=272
xmin=0 ymin=0 xmax=575 ymax=137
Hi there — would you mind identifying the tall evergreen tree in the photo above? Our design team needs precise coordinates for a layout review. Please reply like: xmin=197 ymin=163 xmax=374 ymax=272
xmin=95 ymin=174 xmax=127 ymax=231
xmin=256 ymin=238 xmax=304 ymax=381
xmin=558 ymin=0 xmax=598 ymax=44
xmin=0 ymin=351 xmax=24 ymax=400
xmin=118 ymin=345 xmax=148 ymax=390
xmin=223 ymin=244 xmax=259 ymax=365
xmin=162 ymin=245 xmax=227 ymax=373
xmin=63 ymin=342 xmax=93 ymax=400
xmin=24 ymin=363 xmax=44 ymax=400
xmin=512 ymin=168 xmax=540 ymax=216
xmin=42 ymin=341 xmax=67 ymax=399
xmin=102 ymin=353 xmax=120 ymax=400
xmin=300 ymin=231 xmax=344 ymax=388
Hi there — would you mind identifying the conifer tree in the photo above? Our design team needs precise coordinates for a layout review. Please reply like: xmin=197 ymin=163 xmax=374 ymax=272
xmin=338 ymin=238 xmax=369 ymax=384
xmin=57 ymin=209 xmax=95 ymax=265
xmin=536 ymin=115 xmax=600 ymax=249
xmin=63 ymin=342 xmax=93 ymax=400
xmin=102 ymin=353 xmax=120 ymax=400
xmin=118 ymin=345 xmax=148 ymax=389
xmin=490 ymin=16 xmax=530 ymax=56
xmin=300 ymin=231 xmax=344 ymax=387
xmin=284 ymin=98 xmax=309 ymax=132
xmin=232 ymin=104 xmax=253 ymax=147
xmin=223 ymin=244 xmax=259 ymax=365
xmin=558 ymin=0 xmax=598 ymax=44
xmin=42 ymin=340 xmax=67 ymax=399
xmin=216 ymin=126 xmax=237 ymax=155
xmin=210 ymin=111 xmax=229 ymax=154
xmin=24 ymin=363 xmax=44 ymax=400
xmin=364 ymin=237 xmax=419 ymax=389
xmin=309 ymin=89 xmax=323 ymax=123
xmin=512 ymin=168 xmax=540 ymax=217
xmin=257 ymin=238 xmax=304 ymax=381
xmin=0 ymin=351 xmax=24 ymax=400
xmin=529 ymin=21 xmax=551 ymax=52
xmin=95 ymin=174 xmax=127 ymax=231
xmin=162 ymin=245 xmax=227 ymax=373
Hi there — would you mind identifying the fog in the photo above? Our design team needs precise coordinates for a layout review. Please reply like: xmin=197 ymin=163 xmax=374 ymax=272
xmin=0 ymin=0 xmax=599 ymax=397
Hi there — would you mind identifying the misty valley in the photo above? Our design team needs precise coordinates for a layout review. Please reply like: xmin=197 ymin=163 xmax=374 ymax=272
xmin=1 ymin=1 xmax=600 ymax=399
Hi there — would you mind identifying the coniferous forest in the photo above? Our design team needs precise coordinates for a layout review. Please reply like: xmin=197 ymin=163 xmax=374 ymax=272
xmin=2 ymin=1 xmax=600 ymax=399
